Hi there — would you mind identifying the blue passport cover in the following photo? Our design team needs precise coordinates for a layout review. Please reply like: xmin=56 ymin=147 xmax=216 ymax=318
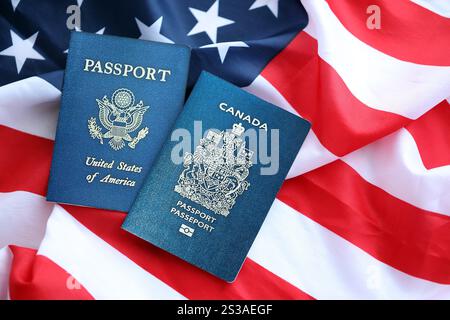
xmin=122 ymin=72 xmax=310 ymax=281
xmin=47 ymin=32 xmax=190 ymax=211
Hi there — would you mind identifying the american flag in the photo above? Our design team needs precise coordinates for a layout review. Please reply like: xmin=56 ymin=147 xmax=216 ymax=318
xmin=0 ymin=0 xmax=449 ymax=300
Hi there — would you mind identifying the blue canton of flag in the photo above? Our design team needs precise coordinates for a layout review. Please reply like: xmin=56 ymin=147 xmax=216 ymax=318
xmin=0 ymin=0 xmax=308 ymax=88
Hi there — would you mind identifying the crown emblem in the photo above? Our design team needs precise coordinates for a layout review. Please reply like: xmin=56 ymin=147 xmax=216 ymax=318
xmin=174 ymin=123 xmax=254 ymax=216
xmin=88 ymin=88 xmax=149 ymax=151
xmin=232 ymin=122 xmax=245 ymax=136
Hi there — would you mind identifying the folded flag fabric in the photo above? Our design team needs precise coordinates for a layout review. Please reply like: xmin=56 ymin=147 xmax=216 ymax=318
xmin=0 ymin=0 xmax=449 ymax=299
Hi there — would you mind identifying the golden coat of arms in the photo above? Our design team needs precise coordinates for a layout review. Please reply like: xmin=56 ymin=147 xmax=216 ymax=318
xmin=174 ymin=123 xmax=253 ymax=216
xmin=88 ymin=88 xmax=149 ymax=150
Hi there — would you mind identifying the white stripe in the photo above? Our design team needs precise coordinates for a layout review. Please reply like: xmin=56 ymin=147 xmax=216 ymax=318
xmin=0 ymin=191 xmax=53 ymax=249
xmin=411 ymin=0 xmax=450 ymax=18
xmin=287 ymin=129 xmax=338 ymax=178
xmin=2 ymin=191 xmax=449 ymax=299
xmin=37 ymin=203 xmax=186 ymax=300
xmin=244 ymin=75 xmax=338 ymax=177
xmin=0 ymin=246 xmax=13 ymax=300
xmin=244 ymin=75 xmax=300 ymax=116
xmin=245 ymin=60 xmax=449 ymax=211
xmin=0 ymin=76 xmax=60 ymax=140
xmin=343 ymin=128 xmax=450 ymax=215
xmin=302 ymin=0 xmax=450 ymax=119
xmin=249 ymin=199 xmax=450 ymax=299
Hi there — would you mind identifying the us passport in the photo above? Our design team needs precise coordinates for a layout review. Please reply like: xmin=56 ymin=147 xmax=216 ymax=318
xmin=47 ymin=32 xmax=190 ymax=211
xmin=122 ymin=72 xmax=311 ymax=281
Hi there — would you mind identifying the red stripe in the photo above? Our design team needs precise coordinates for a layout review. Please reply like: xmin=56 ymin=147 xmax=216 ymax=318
xmin=326 ymin=0 xmax=450 ymax=66
xmin=0 ymin=125 xmax=52 ymax=196
xmin=261 ymin=31 xmax=409 ymax=156
xmin=66 ymin=205 xmax=312 ymax=300
xmin=406 ymin=100 xmax=450 ymax=169
xmin=0 ymin=126 xmax=312 ymax=299
xmin=9 ymin=246 xmax=93 ymax=300
xmin=277 ymin=160 xmax=450 ymax=284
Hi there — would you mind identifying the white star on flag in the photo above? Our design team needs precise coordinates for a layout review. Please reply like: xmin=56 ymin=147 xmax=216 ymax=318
xmin=0 ymin=30 xmax=45 ymax=73
xmin=249 ymin=0 xmax=280 ymax=17
xmin=10 ymin=0 xmax=21 ymax=11
xmin=135 ymin=17 xmax=174 ymax=44
xmin=201 ymin=41 xmax=249 ymax=63
xmin=187 ymin=0 xmax=234 ymax=43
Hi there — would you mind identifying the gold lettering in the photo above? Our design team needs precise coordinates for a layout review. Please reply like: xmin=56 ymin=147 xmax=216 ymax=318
xmin=158 ymin=69 xmax=171 ymax=82
xmin=123 ymin=64 xmax=133 ymax=77
xmin=104 ymin=62 xmax=113 ymax=74
xmin=217 ymin=102 xmax=268 ymax=131
xmin=113 ymin=63 xmax=122 ymax=75
xmin=82 ymin=58 xmax=172 ymax=82
xmin=83 ymin=59 xmax=94 ymax=71
xmin=146 ymin=67 xmax=156 ymax=80
xmin=92 ymin=61 xmax=103 ymax=73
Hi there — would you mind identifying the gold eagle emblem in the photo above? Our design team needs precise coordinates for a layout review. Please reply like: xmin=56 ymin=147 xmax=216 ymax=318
xmin=88 ymin=88 xmax=149 ymax=150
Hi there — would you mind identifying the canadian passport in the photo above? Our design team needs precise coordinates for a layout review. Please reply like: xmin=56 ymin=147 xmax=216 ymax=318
xmin=47 ymin=32 xmax=190 ymax=211
xmin=122 ymin=72 xmax=311 ymax=281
